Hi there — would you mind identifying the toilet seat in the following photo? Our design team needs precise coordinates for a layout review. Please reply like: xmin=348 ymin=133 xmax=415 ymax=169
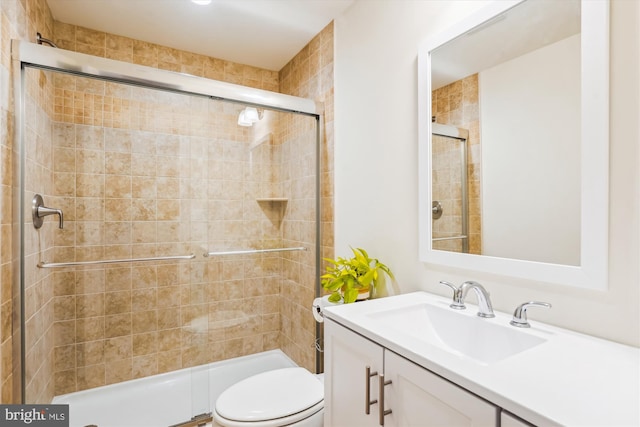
xmin=214 ymin=367 xmax=324 ymax=427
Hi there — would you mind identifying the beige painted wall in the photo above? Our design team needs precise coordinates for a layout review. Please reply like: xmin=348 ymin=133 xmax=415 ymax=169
xmin=334 ymin=0 xmax=639 ymax=347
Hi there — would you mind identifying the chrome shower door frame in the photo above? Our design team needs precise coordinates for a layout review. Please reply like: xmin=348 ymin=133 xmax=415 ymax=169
xmin=11 ymin=39 xmax=322 ymax=403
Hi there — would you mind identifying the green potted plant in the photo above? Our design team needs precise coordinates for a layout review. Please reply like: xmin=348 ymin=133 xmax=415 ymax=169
xmin=321 ymin=247 xmax=394 ymax=303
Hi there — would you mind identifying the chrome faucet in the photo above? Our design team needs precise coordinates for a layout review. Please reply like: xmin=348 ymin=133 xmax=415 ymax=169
xmin=459 ymin=281 xmax=495 ymax=318
xmin=439 ymin=280 xmax=495 ymax=318
xmin=510 ymin=301 xmax=552 ymax=328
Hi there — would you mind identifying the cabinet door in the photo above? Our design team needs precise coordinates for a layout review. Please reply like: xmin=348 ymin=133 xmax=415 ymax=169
xmin=324 ymin=319 xmax=384 ymax=427
xmin=384 ymin=351 xmax=498 ymax=427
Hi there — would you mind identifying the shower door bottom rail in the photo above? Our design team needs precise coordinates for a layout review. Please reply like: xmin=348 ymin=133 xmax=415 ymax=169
xmin=204 ymin=246 xmax=307 ymax=257
xmin=168 ymin=412 xmax=213 ymax=427
xmin=37 ymin=254 xmax=196 ymax=268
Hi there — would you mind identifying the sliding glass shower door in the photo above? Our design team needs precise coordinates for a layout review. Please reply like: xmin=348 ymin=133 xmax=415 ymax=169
xmin=431 ymin=131 xmax=469 ymax=254
xmin=16 ymin=44 xmax=319 ymax=426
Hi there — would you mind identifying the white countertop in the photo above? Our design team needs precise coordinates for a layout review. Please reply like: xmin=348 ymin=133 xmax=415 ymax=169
xmin=323 ymin=291 xmax=640 ymax=427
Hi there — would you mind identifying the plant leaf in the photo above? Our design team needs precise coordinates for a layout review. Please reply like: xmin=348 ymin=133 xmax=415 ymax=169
xmin=359 ymin=269 xmax=375 ymax=286
xmin=328 ymin=292 xmax=342 ymax=303
xmin=343 ymin=288 xmax=358 ymax=303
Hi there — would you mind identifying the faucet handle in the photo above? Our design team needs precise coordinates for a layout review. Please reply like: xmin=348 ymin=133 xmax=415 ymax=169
xmin=438 ymin=281 xmax=457 ymax=293
xmin=510 ymin=301 xmax=552 ymax=328
xmin=438 ymin=281 xmax=465 ymax=310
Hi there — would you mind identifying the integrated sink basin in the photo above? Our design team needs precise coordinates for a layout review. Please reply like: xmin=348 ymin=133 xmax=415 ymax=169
xmin=367 ymin=301 xmax=547 ymax=364
xmin=322 ymin=291 xmax=640 ymax=426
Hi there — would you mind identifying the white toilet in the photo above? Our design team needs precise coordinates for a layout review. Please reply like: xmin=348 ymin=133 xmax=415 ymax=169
xmin=213 ymin=367 xmax=324 ymax=427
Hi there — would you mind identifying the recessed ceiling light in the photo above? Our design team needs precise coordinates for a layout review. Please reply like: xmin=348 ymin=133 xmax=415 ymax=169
xmin=191 ymin=0 xmax=212 ymax=5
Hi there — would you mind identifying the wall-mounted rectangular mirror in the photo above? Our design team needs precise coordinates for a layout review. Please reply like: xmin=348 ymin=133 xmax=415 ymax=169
xmin=418 ymin=0 xmax=609 ymax=290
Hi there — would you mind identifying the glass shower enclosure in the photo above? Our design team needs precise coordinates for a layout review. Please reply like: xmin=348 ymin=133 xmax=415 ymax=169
xmin=12 ymin=39 xmax=321 ymax=424
xmin=431 ymin=123 xmax=470 ymax=254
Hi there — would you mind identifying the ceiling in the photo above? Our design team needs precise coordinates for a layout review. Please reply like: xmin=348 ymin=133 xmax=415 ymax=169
xmin=46 ymin=0 xmax=355 ymax=71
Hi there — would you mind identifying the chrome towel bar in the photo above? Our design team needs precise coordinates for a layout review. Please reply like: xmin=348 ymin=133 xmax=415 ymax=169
xmin=432 ymin=235 xmax=468 ymax=242
xmin=204 ymin=247 xmax=307 ymax=257
xmin=38 ymin=246 xmax=308 ymax=267
xmin=37 ymin=254 xmax=196 ymax=268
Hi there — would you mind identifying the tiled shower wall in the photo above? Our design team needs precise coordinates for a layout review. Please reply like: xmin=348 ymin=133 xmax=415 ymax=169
xmin=42 ymin=75 xmax=317 ymax=397
xmin=432 ymin=74 xmax=481 ymax=254
xmin=23 ymin=67 xmax=56 ymax=403
xmin=1 ymin=0 xmax=56 ymax=404
xmin=279 ymin=23 xmax=334 ymax=370
xmin=51 ymin=22 xmax=280 ymax=93
xmin=432 ymin=133 xmax=467 ymax=253
xmin=3 ymin=0 xmax=333 ymax=403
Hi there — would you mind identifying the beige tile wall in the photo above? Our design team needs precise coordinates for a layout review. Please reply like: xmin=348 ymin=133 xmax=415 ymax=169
xmin=45 ymin=78 xmax=313 ymax=396
xmin=432 ymin=74 xmax=481 ymax=254
xmin=0 ymin=5 xmax=13 ymax=400
xmin=432 ymin=133 xmax=466 ymax=252
xmin=279 ymin=22 xmax=334 ymax=371
xmin=1 ymin=0 xmax=56 ymax=404
xmin=22 ymin=66 xmax=57 ymax=403
xmin=2 ymin=0 xmax=334 ymax=403
xmin=51 ymin=23 xmax=279 ymax=93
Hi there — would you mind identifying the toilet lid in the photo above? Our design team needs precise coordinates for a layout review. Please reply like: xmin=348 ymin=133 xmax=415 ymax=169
xmin=215 ymin=367 xmax=323 ymax=423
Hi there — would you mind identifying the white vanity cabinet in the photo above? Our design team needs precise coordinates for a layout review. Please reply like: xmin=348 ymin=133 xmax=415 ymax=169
xmin=324 ymin=317 xmax=384 ymax=426
xmin=323 ymin=292 xmax=640 ymax=426
xmin=324 ymin=318 xmax=499 ymax=427
xmin=501 ymin=412 xmax=534 ymax=427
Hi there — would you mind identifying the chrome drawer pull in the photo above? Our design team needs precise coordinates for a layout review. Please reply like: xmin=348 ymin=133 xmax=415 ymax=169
xmin=378 ymin=373 xmax=392 ymax=425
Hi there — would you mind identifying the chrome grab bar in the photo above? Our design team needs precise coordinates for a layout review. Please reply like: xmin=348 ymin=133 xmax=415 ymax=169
xmin=204 ymin=247 xmax=307 ymax=257
xmin=37 ymin=254 xmax=196 ymax=268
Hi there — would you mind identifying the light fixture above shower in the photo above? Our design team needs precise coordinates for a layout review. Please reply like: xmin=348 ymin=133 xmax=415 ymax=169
xmin=238 ymin=107 xmax=263 ymax=127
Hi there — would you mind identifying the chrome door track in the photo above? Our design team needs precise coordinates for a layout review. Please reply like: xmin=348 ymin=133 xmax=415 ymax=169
xmin=168 ymin=412 xmax=213 ymax=427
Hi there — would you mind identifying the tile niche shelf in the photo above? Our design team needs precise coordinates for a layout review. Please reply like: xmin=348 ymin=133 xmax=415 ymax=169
xmin=256 ymin=198 xmax=288 ymax=228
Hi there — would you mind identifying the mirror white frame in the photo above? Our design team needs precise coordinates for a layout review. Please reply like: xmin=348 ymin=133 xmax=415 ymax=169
xmin=418 ymin=0 xmax=609 ymax=290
